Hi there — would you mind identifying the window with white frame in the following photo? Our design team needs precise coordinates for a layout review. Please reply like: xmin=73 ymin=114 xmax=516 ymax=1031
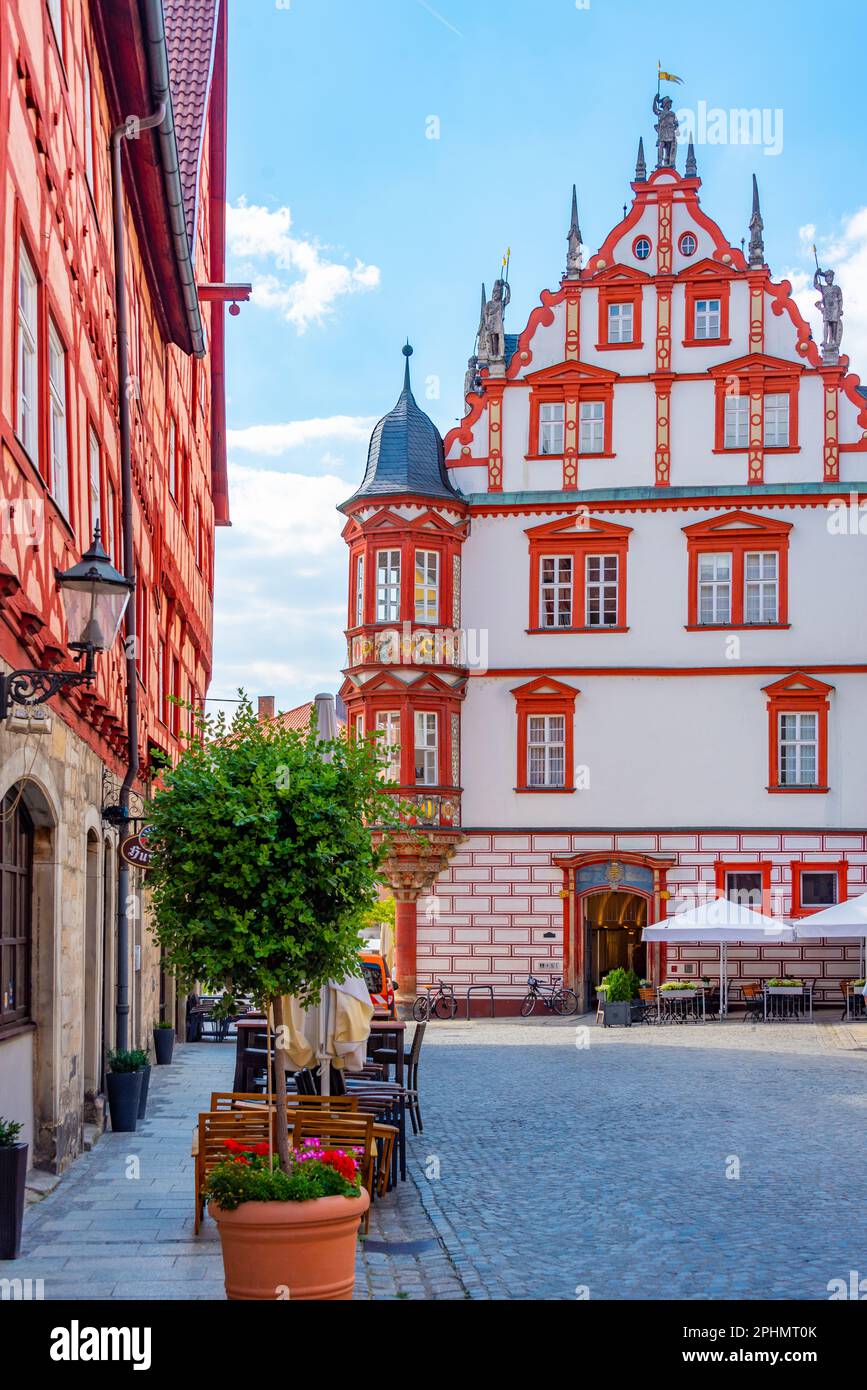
xmin=88 ymin=426 xmax=101 ymax=538
xmin=16 ymin=244 xmax=38 ymax=463
xmin=83 ymin=53 xmax=94 ymax=192
xmin=724 ymin=393 xmax=749 ymax=449
xmin=354 ymin=554 xmax=364 ymax=626
xmin=413 ymin=711 xmax=438 ymax=785
xmin=527 ymin=714 xmax=566 ymax=788
xmin=48 ymin=319 xmax=69 ymax=517
xmin=375 ymin=710 xmax=401 ymax=782
xmin=539 ymin=402 xmax=564 ymax=455
xmin=540 ymin=555 xmax=572 ymax=628
xmin=798 ymin=871 xmax=838 ymax=909
xmin=607 ymin=302 xmax=634 ymax=344
xmin=698 ymin=552 xmax=731 ymax=625
xmin=414 ymin=550 xmax=439 ymax=623
xmin=579 ymin=401 xmax=604 ymax=454
xmin=778 ymin=712 xmax=818 ymax=786
xmin=744 ymin=551 xmax=778 ymax=624
xmin=375 ymin=549 xmax=401 ymax=622
xmin=695 ymin=298 xmax=721 ymax=339
xmin=764 ymin=392 xmax=790 ymax=447
xmin=586 ymin=554 xmax=618 ymax=627
xmin=167 ymin=418 xmax=177 ymax=498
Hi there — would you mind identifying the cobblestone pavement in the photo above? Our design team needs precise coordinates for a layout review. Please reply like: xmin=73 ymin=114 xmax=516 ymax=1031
xmin=2 ymin=1042 xmax=465 ymax=1301
xmin=405 ymin=1015 xmax=867 ymax=1300
xmin=5 ymin=1019 xmax=866 ymax=1301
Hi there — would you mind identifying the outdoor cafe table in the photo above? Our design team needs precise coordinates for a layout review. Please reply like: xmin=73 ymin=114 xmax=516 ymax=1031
xmin=656 ymin=988 xmax=707 ymax=1023
xmin=763 ymin=984 xmax=813 ymax=1022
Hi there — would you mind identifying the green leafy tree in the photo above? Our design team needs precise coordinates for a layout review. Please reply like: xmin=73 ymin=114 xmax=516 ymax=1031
xmin=146 ymin=694 xmax=408 ymax=1173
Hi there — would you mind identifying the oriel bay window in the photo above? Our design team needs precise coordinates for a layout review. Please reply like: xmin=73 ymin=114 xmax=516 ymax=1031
xmin=414 ymin=550 xmax=440 ymax=622
xmin=414 ymin=711 xmax=438 ymax=785
xmin=375 ymin=549 xmax=401 ymax=622
xmin=512 ymin=676 xmax=578 ymax=793
xmin=683 ymin=512 xmax=791 ymax=630
xmin=527 ymin=515 xmax=631 ymax=632
xmin=375 ymin=710 xmax=401 ymax=782
xmin=763 ymin=673 xmax=832 ymax=794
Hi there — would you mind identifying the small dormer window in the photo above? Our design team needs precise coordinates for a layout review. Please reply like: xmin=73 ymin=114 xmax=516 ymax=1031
xmin=679 ymin=232 xmax=697 ymax=257
xmin=633 ymin=236 xmax=652 ymax=261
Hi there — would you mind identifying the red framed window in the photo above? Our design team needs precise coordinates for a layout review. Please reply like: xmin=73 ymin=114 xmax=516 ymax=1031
xmin=763 ymin=672 xmax=833 ymax=794
xmin=47 ymin=316 xmax=70 ymax=519
xmin=525 ymin=364 xmax=617 ymax=462
xmin=715 ymin=861 xmax=772 ymax=915
xmin=526 ymin=515 xmax=631 ymax=632
xmin=596 ymin=275 xmax=644 ymax=350
xmin=682 ymin=511 xmax=791 ymax=629
xmin=512 ymin=676 xmax=578 ymax=793
xmin=712 ymin=361 xmax=800 ymax=454
xmin=16 ymin=239 xmax=40 ymax=467
xmin=682 ymin=268 xmax=733 ymax=347
xmin=790 ymin=861 xmax=847 ymax=917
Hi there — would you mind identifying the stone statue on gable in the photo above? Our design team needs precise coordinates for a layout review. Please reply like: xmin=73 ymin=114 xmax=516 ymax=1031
xmin=653 ymin=93 xmax=679 ymax=168
xmin=479 ymin=278 xmax=511 ymax=363
xmin=813 ymin=265 xmax=843 ymax=360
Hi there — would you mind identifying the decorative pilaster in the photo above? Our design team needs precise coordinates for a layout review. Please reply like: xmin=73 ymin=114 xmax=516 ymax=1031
xmin=563 ymin=282 xmax=581 ymax=361
xmin=653 ymin=374 xmax=673 ymax=486
xmin=655 ymin=285 xmax=672 ymax=372
xmin=486 ymin=381 xmax=505 ymax=492
xmin=822 ymin=369 xmax=841 ymax=481
xmin=748 ymin=371 xmax=764 ymax=483
xmin=657 ymin=193 xmax=673 ymax=275
xmin=748 ymin=272 xmax=765 ymax=354
xmin=563 ymin=394 xmax=579 ymax=489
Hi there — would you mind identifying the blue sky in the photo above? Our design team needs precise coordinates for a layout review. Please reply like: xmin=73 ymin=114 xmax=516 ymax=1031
xmin=210 ymin=0 xmax=867 ymax=715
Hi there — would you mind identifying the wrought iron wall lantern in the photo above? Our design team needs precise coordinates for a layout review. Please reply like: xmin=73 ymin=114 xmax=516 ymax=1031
xmin=0 ymin=525 xmax=133 ymax=721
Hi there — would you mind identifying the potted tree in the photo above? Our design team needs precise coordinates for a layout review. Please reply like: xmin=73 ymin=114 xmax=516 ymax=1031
xmin=601 ymin=968 xmax=637 ymax=1027
xmin=146 ymin=695 xmax=408 ymax=1300
xmin=106 ymin=1050 xmax=148 ymax=1132
xmin=153 ymin=1020 xmax=175 ymax=1065
xmin=0 ymin=1117 xmax=27 ymax=1260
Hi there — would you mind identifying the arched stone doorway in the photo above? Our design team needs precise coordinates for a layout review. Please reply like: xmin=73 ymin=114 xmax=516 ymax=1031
xmin=584 ymin=889 xmax=648 ymax=986
xmin=553 ymin=851 xmax=675 ymax=1012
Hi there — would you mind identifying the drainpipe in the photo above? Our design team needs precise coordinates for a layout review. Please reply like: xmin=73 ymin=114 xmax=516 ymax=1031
xmin=110 ymin=103 xmax=165 ymax=1051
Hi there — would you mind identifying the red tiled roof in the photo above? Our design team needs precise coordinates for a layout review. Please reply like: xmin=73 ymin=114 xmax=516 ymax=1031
xmin=163 ymin=0 xmax=220 ymax=249
xmin=267 ymin=702 xmax=347 ymax=735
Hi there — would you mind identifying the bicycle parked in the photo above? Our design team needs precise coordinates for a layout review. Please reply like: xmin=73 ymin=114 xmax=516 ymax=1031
xmin=412 ymin=979 xmax=458 ymax=1022
xmin=520 ymin=974 xmax=579 ymax=1017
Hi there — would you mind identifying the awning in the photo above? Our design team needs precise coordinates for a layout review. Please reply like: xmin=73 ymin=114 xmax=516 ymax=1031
xmin=642 ymin=896 xmax=795 ymax=943
xmin=791 ymin=889 xmax=867 ymax=939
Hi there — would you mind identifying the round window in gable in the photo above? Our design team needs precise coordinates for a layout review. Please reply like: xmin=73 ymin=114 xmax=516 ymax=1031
xmin=633 ymin=236 xmax=652 ymax=261
xmin=679 ymin=232 xmax=697 ymax=257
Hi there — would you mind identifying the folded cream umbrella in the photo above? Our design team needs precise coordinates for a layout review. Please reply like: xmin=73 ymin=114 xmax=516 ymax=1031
xmin=643 ymin=896 xmax=795 ymax=1014
xmin=277 ymin=974 xmax=374 ymax=1096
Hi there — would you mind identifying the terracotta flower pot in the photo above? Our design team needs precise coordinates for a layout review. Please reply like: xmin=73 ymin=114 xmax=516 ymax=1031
xmin=212 ymin=1189 xmax=370 ymax=1300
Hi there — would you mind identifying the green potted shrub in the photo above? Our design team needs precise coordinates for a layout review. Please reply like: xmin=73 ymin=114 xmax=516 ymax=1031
xmin=106 ymin=1049 xmax=147 ymax=1132
xmin=134 ymin=1048 xmax=151 ymax=1120
xmin=153 ymin=1020 xmax=175 ymax=1066
xmin=601 ymin=967 xmax=637 ymax=1027
xmin=0 ymin=1117 xmax=27 ymax=1260
xmin=146 ymin=694 xmax=411 ymax=1300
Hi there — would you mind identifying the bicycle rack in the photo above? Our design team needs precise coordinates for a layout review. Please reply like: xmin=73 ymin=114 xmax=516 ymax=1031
xmin=466 ymin=984 xmax=495 ymax=1020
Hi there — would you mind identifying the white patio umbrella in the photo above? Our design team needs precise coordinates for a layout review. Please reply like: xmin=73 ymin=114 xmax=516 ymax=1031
xmin=793 ymin=889 xmax=867 ymax=980
xmin=642 ymin=896 xmax=796 ymax=1015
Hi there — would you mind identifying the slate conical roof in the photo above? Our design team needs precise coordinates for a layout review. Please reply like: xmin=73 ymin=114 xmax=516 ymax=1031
xmin=345 ymin=345 xmax=461 ymax=505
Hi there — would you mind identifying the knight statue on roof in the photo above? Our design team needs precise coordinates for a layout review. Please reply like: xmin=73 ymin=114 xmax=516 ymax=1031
xmin=653 ymin=93 xmax=679 ymax=168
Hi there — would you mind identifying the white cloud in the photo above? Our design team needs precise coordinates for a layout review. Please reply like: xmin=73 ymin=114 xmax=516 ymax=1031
xmin=226 ymin=462 xmax=349 ymax=558
xmin=226 ymin=415 xmax=376 ymax=456
xmin=227 ymin=200 xmax=380 ymax=331
xmin=783 ymin=206 xmax=867 ymax=371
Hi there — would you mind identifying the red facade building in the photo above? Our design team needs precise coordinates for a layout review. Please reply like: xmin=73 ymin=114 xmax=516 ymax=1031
xmin=0 ymin=0 xmax=237 ymax=1170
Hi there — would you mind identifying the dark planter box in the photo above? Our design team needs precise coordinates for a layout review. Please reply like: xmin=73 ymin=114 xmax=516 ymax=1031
xmin=0 ymin=1142 xmax=28 ymax=1259
xmin=106 ymin=1071 xmax=143 ymax=1132
xmin=137 ymin=1064 xmax=151 ymax=1119
xmin=603 ymin=1000 xmax=632 ymax=1027
xmin=153 ymin=1028 xmax=175 ymax=1065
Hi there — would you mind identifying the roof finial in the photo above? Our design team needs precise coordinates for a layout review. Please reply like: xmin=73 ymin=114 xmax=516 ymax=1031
xmin=748 ymin=173 xmax=765 ymax=268
xmin=635 ymin=136 xmax=646 ymax=182
xmin=402 ymin=340 xmax=413 ymax=392
xmin=565 ymin=184 xmax=582 ymax=278
xmin=685 ymin=140 xmax=697 ymax=178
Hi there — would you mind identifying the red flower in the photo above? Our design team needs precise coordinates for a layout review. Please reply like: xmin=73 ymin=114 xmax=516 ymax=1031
xmin=321 ymin=1149 xmax=357 ymax=1182
xmin=252 ymin=1143 xmax=270 ymax=1156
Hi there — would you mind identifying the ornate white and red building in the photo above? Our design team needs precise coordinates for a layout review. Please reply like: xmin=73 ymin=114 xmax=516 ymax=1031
xmin=340 ymin=131 xmax=867 ymax=1013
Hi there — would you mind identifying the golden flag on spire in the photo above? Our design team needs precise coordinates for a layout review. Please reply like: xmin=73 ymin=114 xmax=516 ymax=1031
xmin=658 ymin=62 xmax=683 ymax=84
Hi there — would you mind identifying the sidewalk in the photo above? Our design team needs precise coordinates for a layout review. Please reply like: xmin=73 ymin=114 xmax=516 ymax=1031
xmin=2 ymin=1041 xmax=467 ymax=1300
